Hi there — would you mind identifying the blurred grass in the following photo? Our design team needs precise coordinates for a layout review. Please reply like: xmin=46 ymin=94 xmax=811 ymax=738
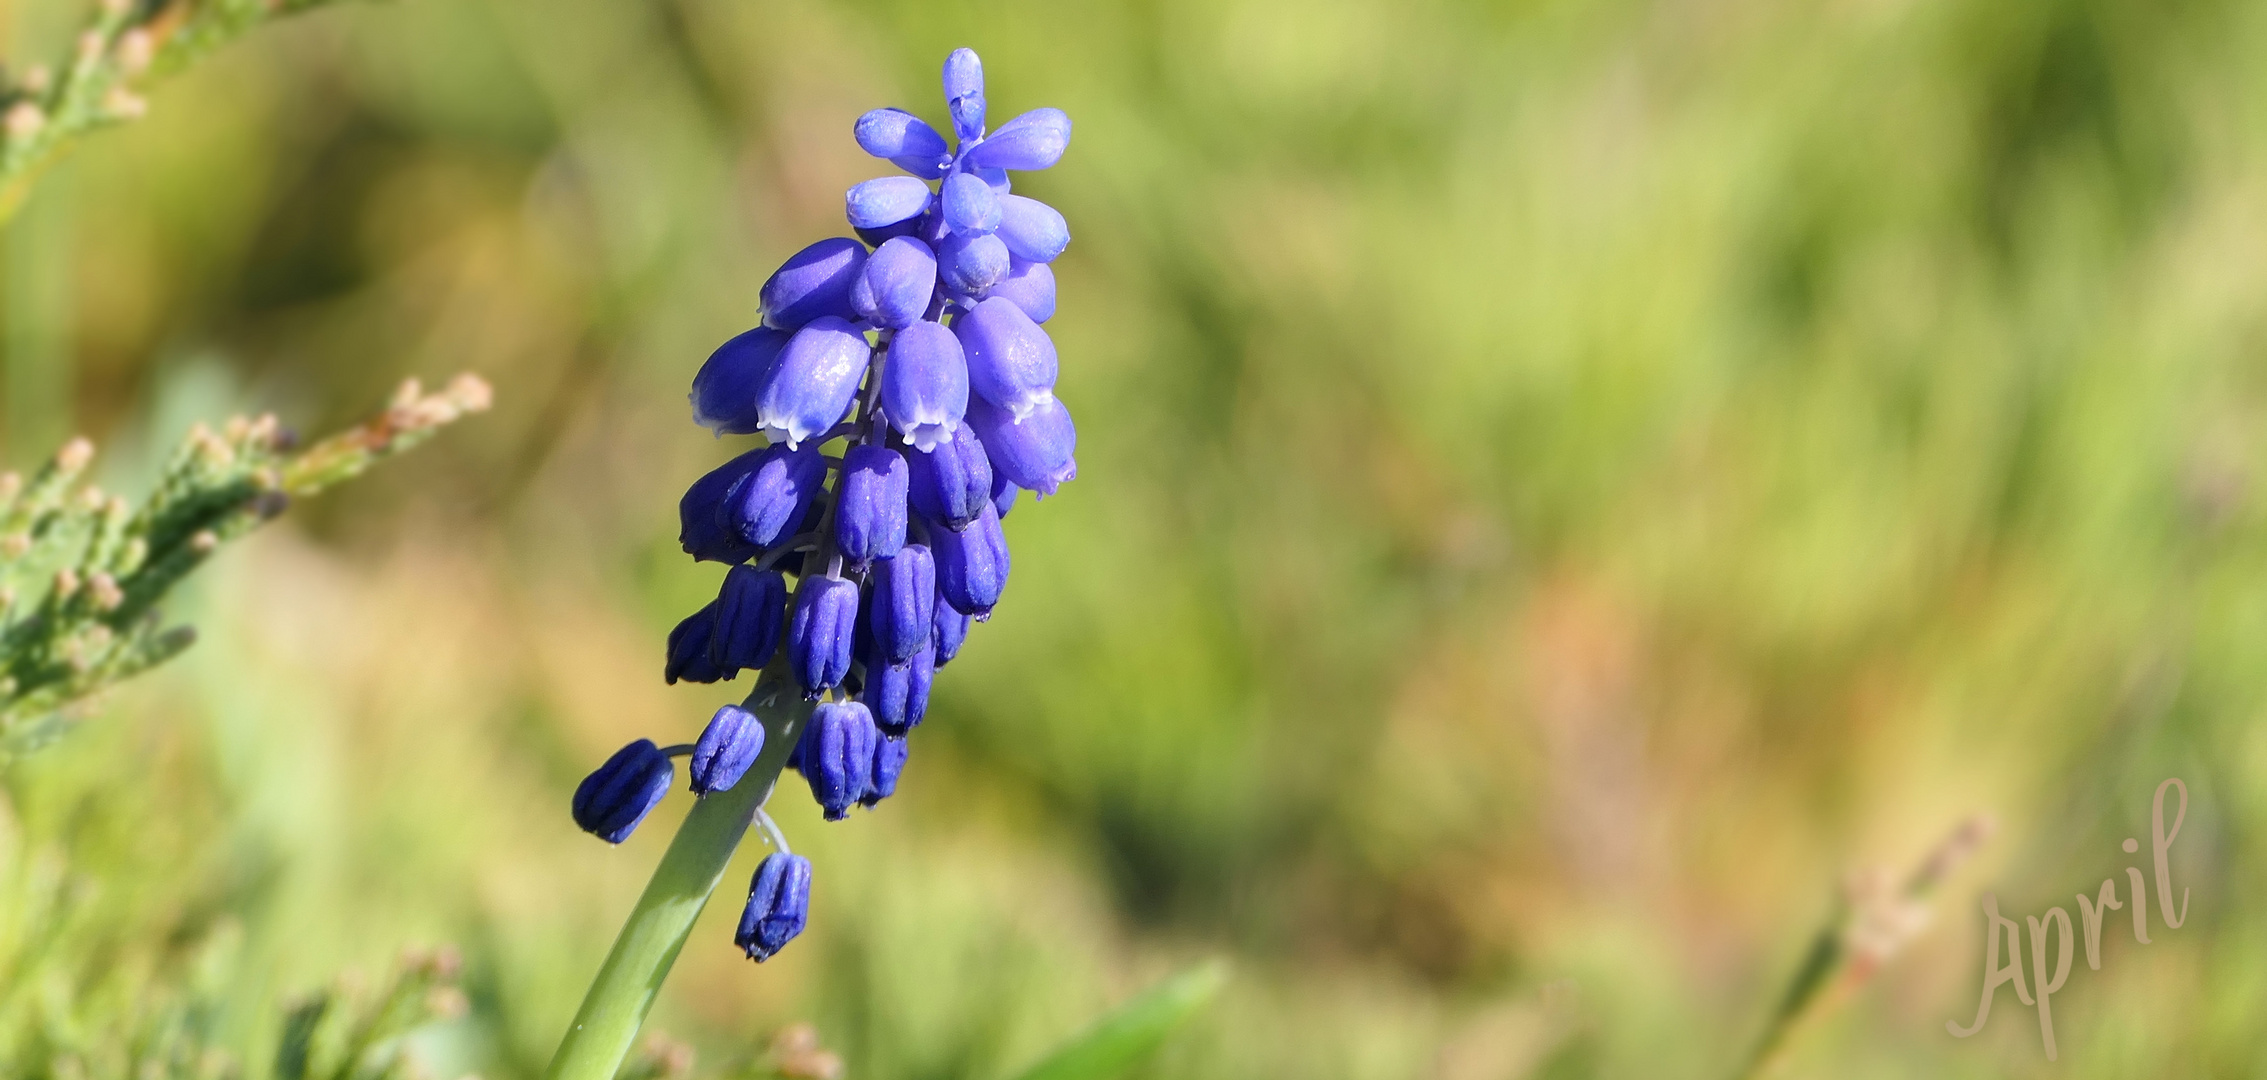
xmin=0 ymin=0 xmax=2261 ymax=1076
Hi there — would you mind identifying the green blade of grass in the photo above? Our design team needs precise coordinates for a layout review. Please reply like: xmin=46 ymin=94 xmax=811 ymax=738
xmin=1005 ymin=960 xmax=1229 ymax=1080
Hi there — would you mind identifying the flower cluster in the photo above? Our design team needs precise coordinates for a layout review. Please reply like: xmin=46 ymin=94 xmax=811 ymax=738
xmin=569 ymin=48 xmax=1075 ymax=964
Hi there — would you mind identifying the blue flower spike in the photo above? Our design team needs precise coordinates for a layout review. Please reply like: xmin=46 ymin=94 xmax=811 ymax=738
xmin=736 ymin=853 xmax=812 ymax=961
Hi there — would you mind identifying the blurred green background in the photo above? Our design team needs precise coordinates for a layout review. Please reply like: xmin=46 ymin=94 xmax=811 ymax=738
xmin=0 ymin=0 xmax=2261 ymax=1075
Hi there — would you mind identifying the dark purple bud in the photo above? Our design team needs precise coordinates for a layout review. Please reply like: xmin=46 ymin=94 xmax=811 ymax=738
xmin=850 ymin=237 xmax=937 ymax=330
xmin=868 ymin=543 xmax=935 ymax=666
xmin=846 ymin=176 xmax=934 ymax=231
xmin=955 ymin=297 xmax=1057 ymax=419
xmin=991 ymin=467 xmax=1019 ymax=519
xmin=932 ymin=591 xmax=971 ymax=667
xmin=804 ymin=700 xmax=878 ymax=819
xmin=834 ymin=445 xmax=909 ymax=568
xmin=690 ymin=327 xmax=788 ymax=435
xmin=906 ymin=421 xmax=993 ymax=529
xmin=932 ymin=502 xmax=1009 ymax=617
xmin=788 ymin=574 xmax=860 ymax=697
xmin=937 ymin=231 xmax=1009 ymax=295
xmin=863 ymin=735 xmax=910 ymax=806
xmin=680 ymin=449 xmax=767 ymax=563
xmin=572 ymin=739 xmax=675 ymax=843
xmin=710 ymin=565 xmax=788 ymax=671
xmin=989 ymin=259 xmax=1055 ymax=324
xmin=690 ymin=704 xmax=765 ymax=795
xmin=965 ymin=108 xmax=1070 ymax=172
xmin=760 ymin=238 xmax=866 ymax=331
xmin=736 ymin=852 xmax=812 ymax=960
xmin=942 ymin=48 xmax=986 ymax=142
xmin=862 ymin=641 xmax=934 ymax=735
xmin=995 ymin=195 xmax=1069 ymax=263
xmin=881 ymin=321 xmax=969 ymax=452
xmin=667 ymin=603 xmax=731 ymax=684
xmin=726 ymin=443 xmax=827 ymax=548
xmin=756 ymin=316 xmax=869 ymax=449
xmin=942 ymin=172 xmax=1000 ymax=235
xmin=968 ymin=393 xmax=1077 ymax=498
xmin=855 ymin=108 xmax=950 ymax=179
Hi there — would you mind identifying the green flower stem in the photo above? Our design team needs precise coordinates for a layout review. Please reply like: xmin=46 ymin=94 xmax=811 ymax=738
xmin=546 ymin=665 xmax=814 ymax=1080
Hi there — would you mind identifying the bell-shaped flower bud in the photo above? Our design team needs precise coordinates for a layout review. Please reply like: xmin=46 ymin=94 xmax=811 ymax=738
xmin=726 ymin=442 xmax=827 ymax=548
xmin=834 ymin=445 xmax=909 ymax=568
xmin=736 ymin=852 xmax=812 ymax=961
xmin=760 ymin=238 xmax=866 ymax=330
xmin=846 ymin=176 xmax=934 ymax=231
xmin=667 ymin=603 xmax=730 ymax=684
xmin=690 ymin=327 xmax=788 ymax=435
xmin=856 ymin=108 xmax=950 ymax=179
xmin=756 ymin=317 xmax=869 ymax=449
xmin=942 ymin=48 xmax=986 ymax=143
xmin=966 ymin=108 xmax=1070 ymax=172
xmin=804 ymin=700 xmax=878 ymax=819
xmin=976 ymin=167 xmax=1011 ymax=193
xmin=868 ymin=543 xmax=935 ymax=666
xmin=937 ymin=231 xmax=1009 ymax=296
xmin=690 ymin=704 xmax=766 ymax=796
xmin=710 ymin=565 xmax=788 ymax=671
xmin=863 ymin=641 xmax=934 ymax=736
xmin=995 ymin=195 xmax=1070 ymax=263
xmin=863 ymin=735 xmax=911 ymax=807
xmin=932 ymin=502 xmax=1010 ymax=617
xmin=968 ymin=394 xmax=1077 ymax=497
xmin=989 ymin=259 xmax=1055 ymax=324
xmin=942 ymin=172 xmax=1000 ymax=236
xmin=572 ymin=739 xmax=675 ymax=843
xmin=991 ymin=467 xmax=1019 ymax=520
xmin=955 ymin=297 xmax=1057 ymax=419
xmin=788 ymin=574 xmax=860 ymax=697
xmin=881 ymin=322 xmax=968 ymax=452
xmin=907 ymin=421 xmax=993 ymax=529
xmin=850 ymin=237 xmax=937 ymax=330
xmin=679 ymin=449 xmax=767 ymax=563
xmin=932 ymin=591 xmax=971 ymax=667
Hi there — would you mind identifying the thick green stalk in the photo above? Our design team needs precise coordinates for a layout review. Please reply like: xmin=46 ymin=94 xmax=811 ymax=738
xmin=546 ymin=665 xmax=813 ymax=1080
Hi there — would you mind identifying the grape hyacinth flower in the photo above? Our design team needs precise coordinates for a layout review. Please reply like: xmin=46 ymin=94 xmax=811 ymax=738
xmin=553 ymin=48 xmax=1079 ymax=1080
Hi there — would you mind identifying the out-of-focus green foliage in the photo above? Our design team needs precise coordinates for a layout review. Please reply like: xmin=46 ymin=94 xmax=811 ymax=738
xmin=0 ymin=0 xmax=2263 ymax=1076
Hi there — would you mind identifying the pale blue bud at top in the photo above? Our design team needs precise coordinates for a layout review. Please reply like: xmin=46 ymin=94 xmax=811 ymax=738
xmin=868 ymin=543 xmax=935 ymax=666
xmin=761 ymin=238 xmax=866 ymax=330
xmin=881 ymin=321 xmax=968 ymax=452
xmin=690 ymin=327 xmax=788 ymax=435
xmin=710 ymin=565 xmax=788 ymax=671
xmin=943 ymin=48 xmax=985 ymax=142
xmin=937 ymin=231 xmax=1010 ymax=295
xmin=572 ymin=739 xmax=674 ymax=843
xmin=804 ymin=700 xmax=879 ymax=819
xmin=932 ymin=590 xmax=971 ymax=666
xmin=863 ymin=641 xmax=933 ymax=735
xmin=667 ymin=603 xmax=729 ymax=684
xmin=737 ymin=852 xmax=811 ymax=961
xmin=932 ymin=501 xmax=1010 ymax=617
xmin=690 ymin=704 xmax=765 ymax=795
xmin=991 ymin=467 xmax=1019 ymax=519
xmin=966 ymin=108 xmax=1071 ymax=171
xmin=989 ymin=259 xmax=1055 ymax=323
xmin=834 ymin=445 xmax=909 ymax=568
xmin=851 ymin=237 xmax=937 ymax=330
xmin=995 ymin=195 xmax=1070 ymax=263
xmin=756 ymin=316 xmax=869 ymax=449
xmin=789 ymin=574 xmax=861 ymax=697
xmin=846 ymin=176 xmax=934 ymax=231
xmin=855 ymin=108 xmax=950 ymax=179
xmin=680 ymin=448 xmax=766 ymax=563
xmin=968 ymin=394 xmax=1077 ymax=498
xmin=907 ymin=421 xmax=993 ymax=529
xmin=863 ymin=735 xmax=910 ymax=807
xmin=727 ymin=443 xmax=827 ymax=548
xmin=942 ymin=172 xmax=1000 ymax=235
xmin=955 ymin=297 xmax=1057 ymax=419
